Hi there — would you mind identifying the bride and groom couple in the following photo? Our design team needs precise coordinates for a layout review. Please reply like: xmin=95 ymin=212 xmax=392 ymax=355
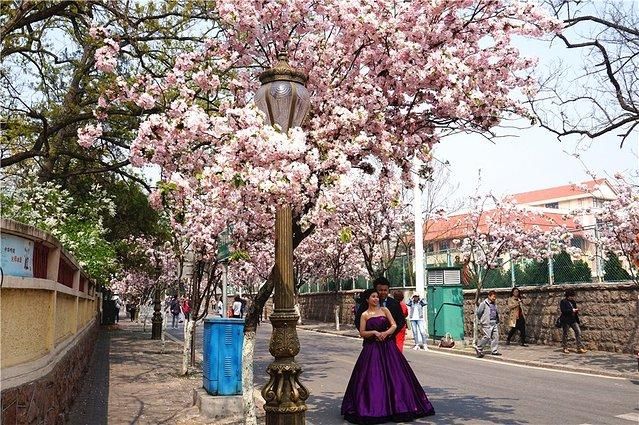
xmin=341 ymin=277 xmax=435 ymax=424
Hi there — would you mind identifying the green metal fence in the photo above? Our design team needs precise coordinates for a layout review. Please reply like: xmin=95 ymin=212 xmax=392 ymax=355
xmin=296 ymin=249 xmax=636 ymax=294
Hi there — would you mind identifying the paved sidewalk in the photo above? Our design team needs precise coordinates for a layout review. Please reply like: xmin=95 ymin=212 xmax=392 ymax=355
xmin=298 ymin=320 xmax=639 ymax=379
xmin=66 ymin=320 xmax=252 ymax=425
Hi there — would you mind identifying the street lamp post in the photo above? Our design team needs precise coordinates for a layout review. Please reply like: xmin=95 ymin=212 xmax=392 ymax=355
xmin=255 ymin=51 xmax=310 ymax=425
xmin=151 ymin=267 xmax=163 ymax=340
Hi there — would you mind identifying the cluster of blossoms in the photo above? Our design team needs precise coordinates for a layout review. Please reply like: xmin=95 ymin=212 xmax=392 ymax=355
xmin=454 ymin=197 xmax=577 ymax=271
xmin=111 ymin=236 xmax=182 ymax=299
xmin=303 ymin=167 xmax=412 ymax=277
xmin=110 ymin=270 xmax=155 ymax=301
xmin=577 ymin=175 xmax=639 ymax=269
xmin=80 ymin=0 xmax=561 ymax=291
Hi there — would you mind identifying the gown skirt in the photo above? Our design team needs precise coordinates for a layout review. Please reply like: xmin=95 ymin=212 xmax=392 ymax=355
xmin=341 ymin=315 xmax=435 ymax=424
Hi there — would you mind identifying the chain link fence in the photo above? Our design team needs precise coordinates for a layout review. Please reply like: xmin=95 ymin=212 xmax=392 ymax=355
xmin=426 ymin=249 xmax=636 ymax=289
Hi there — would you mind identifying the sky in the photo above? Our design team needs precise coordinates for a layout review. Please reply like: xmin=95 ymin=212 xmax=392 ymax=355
xmin=433 ymin=124 xmax=638 ymax=200
xmin=431 ymin=14 xmax=639 ymax=202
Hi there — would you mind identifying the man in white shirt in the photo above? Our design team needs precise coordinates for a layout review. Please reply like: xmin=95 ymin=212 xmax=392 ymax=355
xmin=216 ymin=297 xmax=224 ymax=317
xmin=407 ymin=293 xmax=429 ymax=351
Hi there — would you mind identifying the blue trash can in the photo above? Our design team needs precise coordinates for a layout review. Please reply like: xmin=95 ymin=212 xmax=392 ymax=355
xmin=202 ymin=317 xmax=244 ymax=395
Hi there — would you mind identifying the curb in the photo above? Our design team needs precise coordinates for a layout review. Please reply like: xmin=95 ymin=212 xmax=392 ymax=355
xmin=299 ymin=327 xmax=638 ymax=380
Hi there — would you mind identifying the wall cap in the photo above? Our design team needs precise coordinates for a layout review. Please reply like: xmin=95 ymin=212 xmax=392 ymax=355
xmin=461 ymin=281 xmax=638 ymax=295
xmin=1 ymin=218 xmax=94 ymax=285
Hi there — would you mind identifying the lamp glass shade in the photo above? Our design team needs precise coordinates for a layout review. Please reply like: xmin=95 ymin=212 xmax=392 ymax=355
xmin=255 ymin=80 xmax=310 ymax=133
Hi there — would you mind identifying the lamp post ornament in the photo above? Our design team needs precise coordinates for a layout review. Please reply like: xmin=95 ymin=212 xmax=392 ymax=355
xmin=255 ymin=51 xmax=310 ymax=425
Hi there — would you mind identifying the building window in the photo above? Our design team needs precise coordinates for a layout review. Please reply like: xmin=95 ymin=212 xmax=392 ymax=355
xmin=439 ymin=240 xmax=450 ymax=251
xmin=426 ymin=243 xmax=435 ymax=253
xmin=544 ymin=202 xmax=559 ymax=209
xmin=571 ymin=237 xmax=584 ymax=250
xmin=593 ymin=198 xmax=606 ymax=208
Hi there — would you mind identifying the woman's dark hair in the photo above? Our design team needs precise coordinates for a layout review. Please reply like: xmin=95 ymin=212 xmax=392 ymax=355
xmin=565 ymin=289 xmax=576 ymax=297
xmin=359 ymin=288 xmax=377 ymax=308
xmin=393 ymin=290 xmax=404 ymax=302
xmin=234 ymin=295 xmax=241 ymax=301
xmin=510 ymin=287 xmax=520 ymax=297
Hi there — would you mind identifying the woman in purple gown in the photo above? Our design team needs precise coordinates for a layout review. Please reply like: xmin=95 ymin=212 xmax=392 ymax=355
xmin=341 ymin=288 xmax=435 ymax=424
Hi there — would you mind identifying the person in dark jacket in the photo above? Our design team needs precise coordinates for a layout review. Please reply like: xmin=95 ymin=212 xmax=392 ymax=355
xmin=560 ymin=289 xmax=587 ymax=354
xmin=354 ymin=277 xmax=406 ymax=344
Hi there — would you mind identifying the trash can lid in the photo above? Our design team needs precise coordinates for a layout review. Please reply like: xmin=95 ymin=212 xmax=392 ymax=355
xmin=203 ymin=317 xmax=245 ymax=324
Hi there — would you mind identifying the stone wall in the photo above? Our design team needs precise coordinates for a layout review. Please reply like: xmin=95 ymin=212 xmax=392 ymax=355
xmin=297 ymin=291 xmax=360 ymax=326
xmin=297 ymin=282 xmax=639 ymax=353
xmin=464 ymin=283 xmax=639 ymax=353
xmin=1 ymin=323 xmax=98 ymax=425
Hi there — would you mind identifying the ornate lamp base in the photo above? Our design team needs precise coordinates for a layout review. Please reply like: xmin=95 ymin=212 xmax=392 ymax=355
xmin=151 ymin=312 xmax=162 ymax=340
xmin=261 ymin=309 xmax=309 ymax=425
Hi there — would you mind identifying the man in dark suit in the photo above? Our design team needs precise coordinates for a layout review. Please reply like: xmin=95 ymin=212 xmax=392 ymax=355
xmin=354 ymin=276 xmax=406 ymax=341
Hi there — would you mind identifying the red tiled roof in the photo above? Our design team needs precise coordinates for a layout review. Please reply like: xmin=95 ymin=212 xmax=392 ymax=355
xmin=510 ymin=179 xmax=609 ymax=204
xmin=425 ymin=210 xmax=579 ymax=242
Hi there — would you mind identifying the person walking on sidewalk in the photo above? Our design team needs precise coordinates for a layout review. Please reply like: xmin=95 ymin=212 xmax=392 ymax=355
xmin=181 ymin=298 xmax=191 ymax=321
xmin=474 ymin=290 xmax=502 ymax=358
xmin=113 ymin=295 xmax=123 ymax=323
xmin=407 ymin=293 xmax=429 ymax=351
xmin=506 ymin=287 xmax=528 ymax=346
xmin=170 ymin=296 xmax=181 ymax=329
xmin=560 ymin=289 xmax=587 ymax=354
xmin=393 ymin=291 xmax=409 ymax=353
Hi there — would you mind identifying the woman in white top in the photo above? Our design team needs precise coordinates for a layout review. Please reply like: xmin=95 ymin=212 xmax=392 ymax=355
xmin=232 ymin=296 xmax=243 ymax=318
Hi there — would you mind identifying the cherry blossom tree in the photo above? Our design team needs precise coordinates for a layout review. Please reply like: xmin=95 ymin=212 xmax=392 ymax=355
xmin=315 ymin=168 xmax=413 ymax=279
xmin=452 ymin=195 xmax=577 ymax=341
xmin=582 ymin=175 xmax=639 ymax=284
xmin=296 ymin=224 xmax=364 ymax=328
xmin=1 ymin=1 xmax=221 ymax=188
xmin=79 ymin=1 xmax=561 ymax=421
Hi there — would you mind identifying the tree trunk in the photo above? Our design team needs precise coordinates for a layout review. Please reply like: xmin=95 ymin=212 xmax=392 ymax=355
xmin=472 ymin=269 xmax=485 ymax=345
xmin=181 ymin=319 xmax=194 ymax=375
xmin=161 ymin=310 xmax=167 ymax=354
xmin=241 ymin=271 xmax=275 ymax=422
xmin=190 ymin=320 xmax=197 ymax=366
xmin=242 ymin=330 xmax=257 ymax=425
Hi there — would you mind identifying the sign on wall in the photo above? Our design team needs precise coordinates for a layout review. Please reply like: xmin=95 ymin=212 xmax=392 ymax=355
xmin=1 ymin=234 xmax=34 ymax=277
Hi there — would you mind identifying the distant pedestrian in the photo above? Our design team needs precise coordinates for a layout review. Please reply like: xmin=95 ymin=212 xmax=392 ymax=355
xmin=170 ymin=296 xmax=181 ymax=328
xmin=127 ymin=302 xmax=138 ymax=322
xmin=216 ymin=297 xmax=224 ymax=317
xmin=113 ymin=295 xmax=123 ymax=323
xmin=560 ymin=289 xmax=587 ymax=354
xmin=232 ymin=296 xmax=243 ymax=318
xmin=474 ymin=290 xmax=501 ymax=358
xmin=393 ymin=290 xmax=408 ymax=353
xmin=407 ymin=293 xmax=429 ymax=351
xmin=182 ymin=298 xmax=191 ymax=321
xmin=506 ymin=287 xmax=528 ymax=346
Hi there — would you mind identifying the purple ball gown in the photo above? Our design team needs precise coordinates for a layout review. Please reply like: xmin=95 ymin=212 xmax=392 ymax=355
xmin=341 ymin=315 xmax=435 ymax=424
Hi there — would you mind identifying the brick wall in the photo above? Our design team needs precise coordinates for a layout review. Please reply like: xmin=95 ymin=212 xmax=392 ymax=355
xmin=297 ymin=291 xmax=361 ymax=325
xmin=1 ymin=324 xmax=98 ymax=425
